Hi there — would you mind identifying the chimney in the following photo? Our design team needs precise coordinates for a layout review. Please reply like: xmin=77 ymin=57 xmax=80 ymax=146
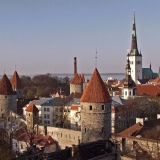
xmin=74 ymin=57 xmax=77 ymax=74
xmin=136 ymin=118 xmax=144 ymax=125
xmin=157 ymin=114 xmax=160 ymax=119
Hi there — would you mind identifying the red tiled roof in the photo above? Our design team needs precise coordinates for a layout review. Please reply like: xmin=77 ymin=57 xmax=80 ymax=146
xmin=70 ymin=106 xmax=79 ymax=110
xmin=80 ymin=68 xmax=112 ymax=103
xmin=15 ymin=132 xmax=56 ymax=147
xmin=137 ymin=84 xmax=160 ymax=96
xmin=25 ymin=104 xmax=39 ymax=112
xmin=70 ymin=73 xmax=82 ymax=85
xmin=10 ymin=71 xmax=24 ymax=89
xmin=152 ymin=77 xmax=160 ymax=83
xmin=119 ymin=123 xmax=143 ymax=137
xmin=0 ymin=74 xmax=16 ymax=95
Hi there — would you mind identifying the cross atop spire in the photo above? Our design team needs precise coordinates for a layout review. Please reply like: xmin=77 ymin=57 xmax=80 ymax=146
xmin=130 ymin=11 xmax=141 ymax=57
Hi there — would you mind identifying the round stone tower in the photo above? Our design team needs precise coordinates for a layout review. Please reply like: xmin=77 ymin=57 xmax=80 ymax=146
xmin=80 ymin=68 xmax=112 ymax=143
xmin=10 ymin=71 xmax=24 ymax=99
xmin=70 ymin=57 xmax=83 ymax=94
xmin=0 ymin=74 xmax=17 ymax=118
xmin=25 ymin=104 xmax=39 ymax=132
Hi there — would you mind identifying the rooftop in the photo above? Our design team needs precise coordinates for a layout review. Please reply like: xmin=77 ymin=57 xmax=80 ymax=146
xmin=25 ymin=103 xmax=39 ymax=112
xmin=0 ymin=74 xmax=16 ymax=95
xmin=81 ymin=68 xmax=112 ymax=103
xmin=10 ymin=71 xmax=24 ymax=89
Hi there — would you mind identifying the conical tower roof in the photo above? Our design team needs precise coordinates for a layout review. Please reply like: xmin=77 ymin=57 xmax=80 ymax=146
xmin=0 ymin=74 xmax=16 ymax=95
xmin=70 ymin=73 xmax=82 ymax=85
xmin=10 ymin=71 xmax=24 ymax=89
xmin=130 ymin=12 xmax=141 ymax=56
xmin=26 ymin=104 xmax=39 ymax=112
xmin=80 ymin=68 xmax=112 ymax=103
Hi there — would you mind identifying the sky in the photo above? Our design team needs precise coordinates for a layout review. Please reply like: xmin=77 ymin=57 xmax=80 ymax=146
xmin=0 ymin=0 xmax=160 ymax=75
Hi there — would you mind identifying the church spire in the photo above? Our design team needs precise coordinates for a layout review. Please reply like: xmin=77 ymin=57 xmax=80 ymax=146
xmin=130 ymin=11 xmax=141 ymax=56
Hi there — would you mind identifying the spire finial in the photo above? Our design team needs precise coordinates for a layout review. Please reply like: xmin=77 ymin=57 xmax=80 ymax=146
xmin=150 ymin=63 xmax=151 ymax=69
xmin=15 ymin=64 xmax=16 ymax=71
xmin=95 ymin=48 xmax=97 ymax=68
xmin=4 ymin=69 xmax=5 ymax=74
xmin=133 ymin=9 xmax=135 ymax=23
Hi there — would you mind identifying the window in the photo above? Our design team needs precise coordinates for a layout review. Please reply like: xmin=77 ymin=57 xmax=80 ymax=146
xmin=44 ymin=108 xmax=46 ymax=111
xmin=47 ymin=114 xmax=50 ymax=119
xmin=47 ymin=108 xmax=50 ymax=112
xmin=47 ymin=121 xmax=50 ymax=124
xmin=89 ymin=105 xmax=92 ymax=110
xmin=85 ymin=128 xmax=86 ymax=133
xmin=129 ymin=91 xmax=131 ymax=96
xmin=130 ymin=61 xmax=133 ymax=65
xmin=136 ymin=61 xmax=141 ymax=64
xmin=21 ymin=144 xmax=23 ymax=149
xmin=44 ymin=114 xmax=46 ymax=119
xmin=102 ymin=105 xmax=105 ymax=110
xmin=125 ymin=91 xmax=127 ymax=96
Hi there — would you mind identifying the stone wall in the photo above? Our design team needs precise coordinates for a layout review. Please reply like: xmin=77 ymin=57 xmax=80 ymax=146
xmin=15 ymin=88 xmax=24 ymax=99
xmin=81 ymin=102 xmax=111 ymax=143
xmin=70 ymin=84 xmax=82 ymax=94
xmin=0 ymin=95 xmax=17 ymax=117
xmin=111 ymin=134 xmax=160 ymax=160
xmin=38 ymin=125 xmax=81 ymax=149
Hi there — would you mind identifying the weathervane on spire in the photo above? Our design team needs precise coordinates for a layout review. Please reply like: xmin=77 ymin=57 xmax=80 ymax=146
xmin=95 ymin=48 xmax=97 ymax=68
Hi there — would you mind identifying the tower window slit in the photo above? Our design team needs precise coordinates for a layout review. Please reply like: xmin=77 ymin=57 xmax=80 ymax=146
xmin=89 ymin=105 xmax=92 ymax=110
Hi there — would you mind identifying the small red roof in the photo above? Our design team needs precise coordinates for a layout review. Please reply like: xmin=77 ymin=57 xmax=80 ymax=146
xmin=25 ymin=104 xmax=39 ymax=112
xmin=15 ymin=132 xmax=56 ymax=147
xmin=70 ymin=73 xmax=82 ymax=85
xmin=70 ymin=106 xmax=79 ymax=110
xmin=80 ymin=68 xmax=112 ymax=103
xmin=10 ymin=71 xmax=24 ymax=89
xmin=0 ymin=74 xmax=16 ymax=95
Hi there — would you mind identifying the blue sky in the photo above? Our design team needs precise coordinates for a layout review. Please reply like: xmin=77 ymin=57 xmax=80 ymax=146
xmin=0 ymin=0 xmax=160 ymax=75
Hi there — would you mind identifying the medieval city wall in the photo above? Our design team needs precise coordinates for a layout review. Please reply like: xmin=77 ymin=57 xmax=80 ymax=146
xmin=38 ymin=125 xmax=81 ymax=149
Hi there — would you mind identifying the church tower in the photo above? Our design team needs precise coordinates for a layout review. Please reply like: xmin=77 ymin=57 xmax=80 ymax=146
xmin=123 ymin=55 xmax=136 ymax=99
xmin=70 ymin=57 xmax=83 ymax=94
xmin=80 ymin=68 xmax=112 ymax=143
xmin=25 ymin=104 xmax=39 ymax=132
xmin=0 ymin=74 xmax=17 ymax=117
xmin=10 ymin=71 xmax=24 ymax=99
xmin=128 ymin=12 xmax=142 ymax=83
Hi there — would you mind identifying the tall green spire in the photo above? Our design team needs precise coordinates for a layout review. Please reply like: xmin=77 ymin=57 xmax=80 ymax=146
xmin=130 ymin=11 xmax=141 ymax=56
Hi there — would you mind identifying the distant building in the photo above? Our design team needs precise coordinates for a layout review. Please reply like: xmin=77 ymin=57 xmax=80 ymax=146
xmin=0 ymin=74 xmax=17 ymax=118
xmin=128 ymin=13 xmax=158 ymax=84
xmin=12 ymin=132 xmax=57 ymax=154
xmin=70 ymin=57 xmax=86 ymax=94
xmin=10 ymin=71 xmax=24 ymax=99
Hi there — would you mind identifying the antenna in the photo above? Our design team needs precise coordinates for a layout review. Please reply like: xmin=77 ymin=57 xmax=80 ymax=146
xmin=95 ymin=48 xmax=97 ymax=68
